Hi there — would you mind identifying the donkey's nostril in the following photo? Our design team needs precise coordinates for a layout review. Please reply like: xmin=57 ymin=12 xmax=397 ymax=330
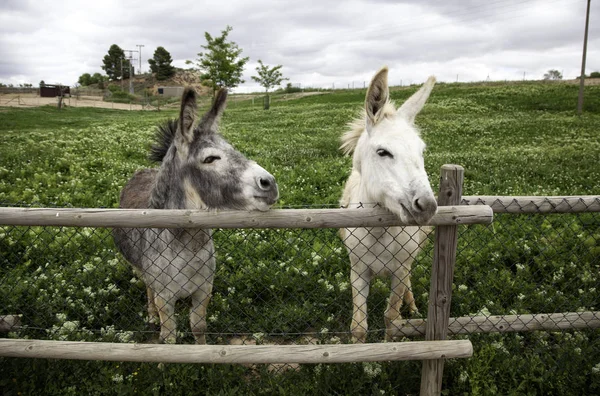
xmin=257 ymin=176 xmax=272 ymax=191
xmin=414 ymin=198 xmax=423 ymax=212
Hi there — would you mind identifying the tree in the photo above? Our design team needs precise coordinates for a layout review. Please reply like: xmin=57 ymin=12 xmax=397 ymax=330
xmin=39 ymin=80 xmax=45 ymax=87
xmin=543 ymin=69 xmax=563 ymax=80
xmin=78 ymin=73 xmax=92 ymax=86
xmin=148 ymin=46 xmax=176 ymax=81
xmin=91 ymin=73 xmax=105 ymax=84
xmin=186 ymin=25 xmax=249 ymax=94
xmin=251 ymin=60 xmax=288 ymax=110
xmin=102 ymin=44 xmax=131 ymax=81
xmin=590 ymin=71 xmax=600 ymax=78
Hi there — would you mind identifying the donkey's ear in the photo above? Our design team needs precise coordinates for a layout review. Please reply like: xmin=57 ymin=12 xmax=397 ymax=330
xmin=365 ymin=66 xmax=389 ymax=132
xmin=199 ymin=88 xmax=228 ymax=133
xmin=178 ymin=88 xmax=197 ymax=143
xmin=397 ymin=76 xmax=436 ymax=124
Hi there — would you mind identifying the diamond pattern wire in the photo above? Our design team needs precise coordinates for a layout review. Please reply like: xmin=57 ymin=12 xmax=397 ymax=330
xmin=1 ymin=199 xmax=599 ymax=349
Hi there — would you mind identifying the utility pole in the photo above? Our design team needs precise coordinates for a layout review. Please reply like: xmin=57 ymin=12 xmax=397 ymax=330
xmin=124 ymin=50 xmax=138 ymax=94
xmin=136 ymin=44 xmax=145 ymax=74
xmin=577 ymin=0 xmax=591 ymax=115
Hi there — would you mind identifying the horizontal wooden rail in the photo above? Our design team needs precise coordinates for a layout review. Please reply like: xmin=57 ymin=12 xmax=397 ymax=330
xmin=397 ymin=311 xmax=600 ymax=337
xmin=0 ymin=339 xmax=473 ymax=364
xmin=462 ymin=195 xmax=600 ymax=213
xmin=0 ymin=206 xmax=493 ymax=229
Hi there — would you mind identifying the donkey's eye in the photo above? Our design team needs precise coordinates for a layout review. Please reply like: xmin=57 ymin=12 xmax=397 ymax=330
xmin=376 ymin=149 xmax=393 ymax=158
xmin=203 ymin=156 xmax=221 ymax=164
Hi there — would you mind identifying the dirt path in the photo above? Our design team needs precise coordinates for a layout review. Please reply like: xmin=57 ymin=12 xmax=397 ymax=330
xmin=0 ymin=94 xmax=147 ymax=110
xmin=0 ymin=91 xmax=329 ymax=111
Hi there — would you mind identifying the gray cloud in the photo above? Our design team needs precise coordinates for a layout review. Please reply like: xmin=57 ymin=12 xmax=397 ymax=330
xmin=0 ymin=0 xmax=598 ymax=90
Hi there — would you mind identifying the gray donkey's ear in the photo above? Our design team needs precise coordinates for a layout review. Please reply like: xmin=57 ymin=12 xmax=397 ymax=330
xmin=199 ymin=88 xmax=228 ymax=133
xmin=178 ymin=87 xmax=197 ymax=143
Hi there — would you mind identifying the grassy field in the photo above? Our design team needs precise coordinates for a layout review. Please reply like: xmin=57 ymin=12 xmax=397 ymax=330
xmin=1 ymin=81 xmax=600 ymax=395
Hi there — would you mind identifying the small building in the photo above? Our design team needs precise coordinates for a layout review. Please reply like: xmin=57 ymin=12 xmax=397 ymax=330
xmin=40 ymin=85 xmax=70 ymax=98
xmin=157 ymin=86 xmax=184 ymax=98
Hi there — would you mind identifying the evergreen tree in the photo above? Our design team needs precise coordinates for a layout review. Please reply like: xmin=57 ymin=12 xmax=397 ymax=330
xmin=102 ymin=44 xmax=131 ymax=81
xmin=148 ymin=46 xmax=176 ymax=81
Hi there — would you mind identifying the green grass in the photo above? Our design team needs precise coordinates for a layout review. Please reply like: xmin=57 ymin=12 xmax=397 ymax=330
xmin=1 ymin=81 xmax=599 ymax=395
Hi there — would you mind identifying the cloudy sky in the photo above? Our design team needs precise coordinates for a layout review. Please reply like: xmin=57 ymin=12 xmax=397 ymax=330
xmin=1 ymin=0 xmax=598 ymax=93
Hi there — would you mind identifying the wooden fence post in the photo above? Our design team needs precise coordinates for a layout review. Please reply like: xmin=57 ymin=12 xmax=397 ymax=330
xmin=420 ymin=164 xmax=464 ymax=395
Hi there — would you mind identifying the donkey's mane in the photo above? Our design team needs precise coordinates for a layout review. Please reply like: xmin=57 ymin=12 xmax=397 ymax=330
xmin=149 ymin=119 xmax=178 ymax=163
xmin=339 ymin=101 xmax=397 ymax=155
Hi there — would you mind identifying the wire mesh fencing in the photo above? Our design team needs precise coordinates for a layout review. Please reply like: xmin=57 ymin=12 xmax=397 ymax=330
xmin=0 ymin=213 xmax=432 ymax=346
xmin=1 ymin=197 xmax=598 ymax=346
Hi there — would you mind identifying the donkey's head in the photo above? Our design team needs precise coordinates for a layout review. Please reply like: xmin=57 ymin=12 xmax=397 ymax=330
xmin=348 ymin=67 xmax=437 ymax=224
xmin=155 ymin=88 xmax=278 ymax=211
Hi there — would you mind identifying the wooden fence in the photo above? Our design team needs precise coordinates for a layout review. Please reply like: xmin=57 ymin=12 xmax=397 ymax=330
xmin=1 ymin=165 xmax=599 ymax=395
xmin=0 ymin=164 xmax=489 ymax=395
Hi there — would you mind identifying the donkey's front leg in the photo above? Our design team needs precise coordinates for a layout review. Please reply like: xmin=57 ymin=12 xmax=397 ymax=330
xmin=385 ymin=269 xmax=409 ymax=342
xmin=350 ymin=265 xmax=371 ymax=343
xmin=404 ymin=270 xmax=419 ymax=316
xmin=154 ymin=294 xmax=177 ymax=344
xmin=190 ymin=289 xmax=212 ymax=344
xmin=145 ymin=286 xmax=159 ymax=326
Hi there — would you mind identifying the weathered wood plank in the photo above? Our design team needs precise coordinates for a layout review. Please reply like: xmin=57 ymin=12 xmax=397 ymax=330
xmin=0 ymin=206 xmax=492 ymax=229
xmin=462 ymin=195 xmax=600 ymax=213
xmin=0 ymin=315 xmax=22 ymax=332
xmin=396 ymin=311 xmax=600 ymax=337
xmin=0 ymin=339 xmax=473 ymax=364
xmin=421 ymin=164 xmax=464 ymax=396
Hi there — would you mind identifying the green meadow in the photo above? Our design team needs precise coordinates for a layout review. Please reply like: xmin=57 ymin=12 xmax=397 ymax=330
xmin=1 ymin=81 xmax=599 ymax=394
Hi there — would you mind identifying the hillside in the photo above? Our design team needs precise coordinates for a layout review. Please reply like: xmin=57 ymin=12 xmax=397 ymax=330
xmin=111 ymin=68 xmax=212 ymax=96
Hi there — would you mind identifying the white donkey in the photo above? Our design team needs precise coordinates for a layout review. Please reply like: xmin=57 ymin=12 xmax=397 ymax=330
xmin=340 ymin=67 xmax=438 ymax=342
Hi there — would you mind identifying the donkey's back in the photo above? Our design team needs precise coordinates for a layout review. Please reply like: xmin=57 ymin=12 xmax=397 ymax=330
xmin=112 ymin=168 xmax=157 ymax=269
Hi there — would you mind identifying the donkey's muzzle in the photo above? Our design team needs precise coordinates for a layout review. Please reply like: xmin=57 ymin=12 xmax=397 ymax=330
xmin=255 ymin=175 xmax=279 ymax=204
xmin=411 ymin=194 xmax=437 ymax=225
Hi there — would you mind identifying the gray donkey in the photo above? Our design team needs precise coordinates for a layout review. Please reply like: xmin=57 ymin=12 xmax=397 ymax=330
xmin=113 ymin=88 xmax=279 ymax=344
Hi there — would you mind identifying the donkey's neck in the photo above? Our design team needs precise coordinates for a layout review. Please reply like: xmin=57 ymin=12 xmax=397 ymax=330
xmin=149 ymin=149 xmax=186 ymax=210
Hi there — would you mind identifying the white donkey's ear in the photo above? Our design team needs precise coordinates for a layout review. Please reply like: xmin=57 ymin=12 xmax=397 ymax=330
xmin=397 ymin=76 xmax=436 ymax=123
xmin=365 ymin=66 xmax=389 ymax=132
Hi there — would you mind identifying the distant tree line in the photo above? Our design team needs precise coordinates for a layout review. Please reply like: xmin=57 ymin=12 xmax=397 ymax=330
xmin=0 ymin=83 xmax=34 ymax=88
xmin=543 ymin=69 xmax=600 ymax=81
xmin=578 ymin=71 xmax=600 ymax=79
xmin=75 ymin=26 xmax=290 ymax=107
xmin=77 ymin=44 xmax=178 ymax=87
xmin=78 ymin=73 xmax=107 ymax=88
